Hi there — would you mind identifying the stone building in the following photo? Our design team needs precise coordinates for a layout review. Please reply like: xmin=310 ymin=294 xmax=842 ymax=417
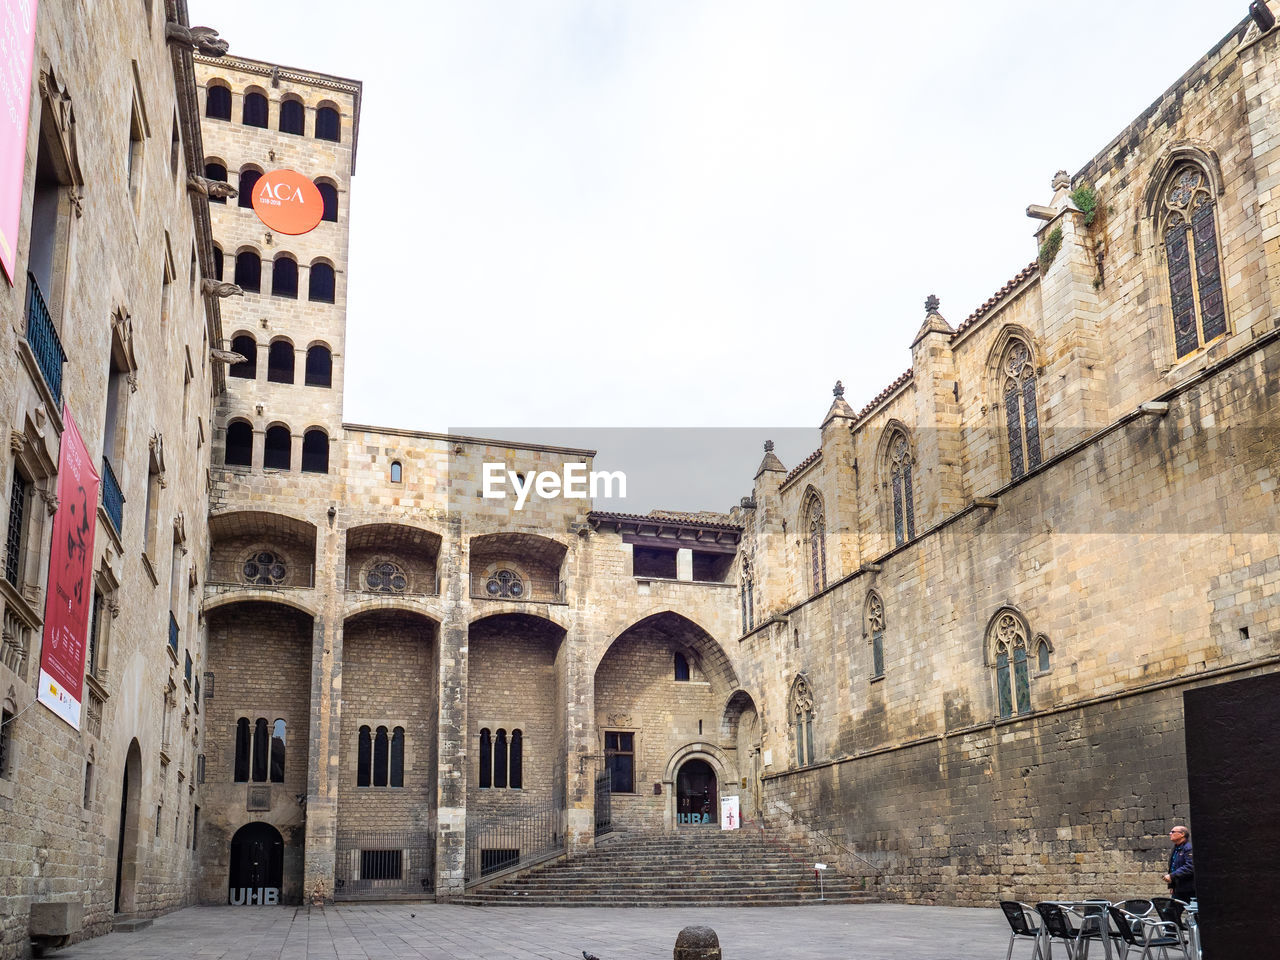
xmin=1 ymin=2 xmax=1279 ymax=955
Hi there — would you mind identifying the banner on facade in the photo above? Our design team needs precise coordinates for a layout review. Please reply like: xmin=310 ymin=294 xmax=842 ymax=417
xmin=0 ymin=0 xmax=40 ymax=284
xmin=251 ymin=169 xmax=324 ymax=235
xmin=720 ymin=795 xmax=740 ymax=831
xmin=38 ymin=407 xmax=99 ymax=729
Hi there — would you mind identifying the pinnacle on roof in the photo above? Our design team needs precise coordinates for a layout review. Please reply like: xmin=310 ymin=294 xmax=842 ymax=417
xmin=755 ymin=439 xmax=786 ymax=478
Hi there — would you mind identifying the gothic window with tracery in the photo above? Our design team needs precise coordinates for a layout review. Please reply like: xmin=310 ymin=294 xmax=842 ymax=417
xmin=485 ymin=569 xmax=524 ymax=599
xmin=889 ymin=432 xmax=915 ymax=545
xmin=365 ymin=561 xmax=408 ymax=594
xmin=1162 ymin=164 xmax=1227 ymax=358
xmin=802 ymin=493 xmax=826 ymax=595
xmin=865 ymin=591 xmax=885 ymax=679
xmin=242 ymin=551 xmax=286 ymax=585
xmin=1001 ymin=340 xmax=1042 ymax=480
xmin=990 ymin=609 xmax=1032 ymax=719
xmin=789 ymin=675 xmax=815 ymax=767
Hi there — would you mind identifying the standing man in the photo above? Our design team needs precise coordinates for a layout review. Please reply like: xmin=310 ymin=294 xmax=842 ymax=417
xmin=1162 ymin=824 xmax=1195 ymax=901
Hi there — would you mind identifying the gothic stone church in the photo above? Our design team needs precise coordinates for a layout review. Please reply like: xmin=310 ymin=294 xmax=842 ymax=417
xmin=1 ymin=3 xmax=1278 ymax=951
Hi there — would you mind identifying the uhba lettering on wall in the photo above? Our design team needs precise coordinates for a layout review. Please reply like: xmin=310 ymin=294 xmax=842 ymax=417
xmin=229 ymin=887 xmax=280 ymax=905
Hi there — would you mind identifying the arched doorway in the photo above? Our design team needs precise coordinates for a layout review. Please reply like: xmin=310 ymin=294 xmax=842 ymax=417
xmin=114 ymin=740 xmax=142 ymax=914
xmin=675 ymin=759 xmax=718 ymax=826
xmin=228 ymin=822 xmax=284 ymax=904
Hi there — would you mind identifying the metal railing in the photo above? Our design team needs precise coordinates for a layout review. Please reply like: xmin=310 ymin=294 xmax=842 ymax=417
xmin=168 ymin=612 xmax=179 ymax=657
xmin=594 ymin=773 xmax=613 ymax=837
xmin=334 ymin=831 xmax=435 ymax=900
xmin=345 ymin=565 xmax=439 ymax=597
xmin=466 ymin=795 xmax=565 ymax=884
xmin=469 ymin=574 xmax=565 ymax=604
xmin=24 ymin=273 xmax=66 ymax=405
xmin=100 ymin=457 xmax=124 ymax=534
xmin=206 ymin=559 xmax=315 ymax=588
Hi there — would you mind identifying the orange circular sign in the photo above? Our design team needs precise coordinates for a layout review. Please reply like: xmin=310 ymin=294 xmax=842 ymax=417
xmin=250 ymin=169 xmax=324 ymax=235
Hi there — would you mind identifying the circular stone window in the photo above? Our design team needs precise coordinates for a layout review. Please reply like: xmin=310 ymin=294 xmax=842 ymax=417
xmin=242 ymin=551 xmax=287 ymax=585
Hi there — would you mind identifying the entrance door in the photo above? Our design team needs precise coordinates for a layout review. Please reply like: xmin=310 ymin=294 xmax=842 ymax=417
xmin=675 ymin=759 xmax=717 ymax=826
xmin=114 ymin=740 xmax=141 ymax=914
xmin=228 ymin=822 xmax=284 ymax=904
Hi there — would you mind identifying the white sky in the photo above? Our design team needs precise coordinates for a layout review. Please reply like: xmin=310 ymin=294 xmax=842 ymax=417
xmin=192 ymin=0 xmax=1251 ymax=502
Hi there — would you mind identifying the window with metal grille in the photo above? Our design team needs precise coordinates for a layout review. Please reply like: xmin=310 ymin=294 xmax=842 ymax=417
xmin=480 ymin=849 xmax=519 ymax=875
xmin=360 ymin=849 xmax=402 ymax=881
xmin=5 ymin=470 xmax=28 ymax=586
xmin=0 ymin=710 xmax=13 ymax=779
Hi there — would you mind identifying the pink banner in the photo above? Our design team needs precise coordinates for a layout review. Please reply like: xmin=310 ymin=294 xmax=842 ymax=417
xmin=0 ymin=0 xmax=39 ymax=285
xmin=38 ymin=406 xmax=99 ymax=729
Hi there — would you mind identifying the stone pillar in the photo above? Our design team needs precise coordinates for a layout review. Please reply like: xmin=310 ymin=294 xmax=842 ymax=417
xmin=909 ymin=301 xmax=965 ymax=521
xmin=674 ymin=925 xmax=721 ymax=960
xmin=434 ymin=516 xmax=468 ymax=896
xmin=675 ymin=548 xmax=693 ymax=582
xmin=819 ymin=383 xmax=860 ymax=575
xmin=561 ymin=618 xmax=596 ymax=855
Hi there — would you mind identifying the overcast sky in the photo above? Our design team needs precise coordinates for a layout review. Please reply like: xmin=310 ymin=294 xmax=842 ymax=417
xmin=192 ymin=0 xmax=1251 ymax=509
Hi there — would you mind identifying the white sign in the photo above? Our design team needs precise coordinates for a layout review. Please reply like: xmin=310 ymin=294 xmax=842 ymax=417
xmin=814 ymin=863 xmax=827 ymax=870
xmin=720 ymin=795 xmax=740 ymax=830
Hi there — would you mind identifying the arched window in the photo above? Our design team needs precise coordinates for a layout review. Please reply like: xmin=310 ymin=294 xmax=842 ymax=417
xmin=1001 ymin=339 xmax=1041 ymax=480
xmin=357 ymin=725 xmax=372 ymax=787
xmin=390 ymin=461 xmax=403 ymax=484
xmin=308 ymin=261 xmax=335 ymax=302
xmin=494 ymin=729 xmax=508 ymax=788
xmin=224 ymin=420 xmax=252 ymax=466
xmin=802 ymin=490 xmax=826 ymax=594
xmin=270 ymin=719 xmax=286 ymax=782
xmin=204 ymin=161 xmax=228 ymax=204
xmin=865 ymin=591 xmax=885 ymax=679
xmin=315 ymin=105 xmax=340 ymax=141
xmin=271 ymin=256 xmax=298 ymax=299
xmin=233 ymin=717 xmax=250 ymax=781
xmin=390 ymin=727 xmax=405 ymax=787
xmin=478 ymin=728 xmax=492 ymax=788
xmin=279 ymin=98 xmax=304 ymax=135
xmin=674 ymin=651 xmax=690 ymax=681
xmin=989 ymin=609 xmax=1032 ymax=719
xmin=267 ymin=340 xmax=294 ymax=383
xmin=242 ymin=90 xmax=268 ymax=128
xmin=1162 ymin=163 xmax=1227 ymax=358
xmin=212 ymin=243 xmax=224 ymax=281
xmin=889 ymin=430 xmax=915 ymax=545
xmin=234 ymin=251 xmax=260 ymax=292
xmin=304 ymin=345 xmax=332 ymax=386
xmin=252 ymin=718 xmax=269 ymax=782
xmin=789 ymin=675 xmax=815 ymax=767
xmin=301 ymin=430 xmax=329 ymax=473
xmin=229 ymin=334 xmax=256 ymax=379
xmin=242 ymin=551 xmax=286 ymax=586
xmin=263 ymin=425 xmax=291 ymax=470
xmin=316 ymin=181 xmax=338 ymax=222
xmin=238 ymin=167 xmax=262 ymax=208
xmin=510 ymin=729 xmax=523 ymax=789
xmin=205 ymin=84 xmax=231 ymax=121
xmin=373 ymin=726 xmax=389 ymax=787
xmin=364 ymin=561 xmax=407 ymax=593
xmin=1036 ymin=636 xmax=1052 ymax=673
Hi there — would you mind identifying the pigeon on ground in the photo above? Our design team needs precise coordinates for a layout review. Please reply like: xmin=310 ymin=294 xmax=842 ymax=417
xmin=583 ymin=952 xmax=601 ymax=960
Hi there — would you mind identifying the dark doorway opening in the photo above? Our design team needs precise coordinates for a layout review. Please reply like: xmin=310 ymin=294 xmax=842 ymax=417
xmin=676 ymin=759 xmax=717 ymax=826
xmin=114 ymin=740 xmax=142 ymax=914
xmin=228 ymin=822 xmax=284 ymax=904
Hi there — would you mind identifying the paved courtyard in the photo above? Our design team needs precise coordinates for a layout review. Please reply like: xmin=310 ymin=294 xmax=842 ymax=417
xmin=54 ymin=903 xmax=1012 ymax=960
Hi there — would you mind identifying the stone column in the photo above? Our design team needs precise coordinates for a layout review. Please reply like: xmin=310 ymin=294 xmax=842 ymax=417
xmin=675 ymin=548 xmax=693 ymax=582
xmin=560 ymin=619 xmax=596 ymax=854
xmin=433 ymin=516 xmax=468 ymax=896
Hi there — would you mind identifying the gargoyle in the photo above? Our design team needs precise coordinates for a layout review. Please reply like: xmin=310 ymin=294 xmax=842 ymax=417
xmin=165 ymin=23 xmax=230 ymax=57
xmin=201 ymin=280 xmax=244 ymax=299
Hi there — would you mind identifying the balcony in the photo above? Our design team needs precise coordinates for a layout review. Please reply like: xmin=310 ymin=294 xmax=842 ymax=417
xmin=100 ymin=457 xmax=124 ymax=534
xmin=207 ymin=557 xmax=315 ymax=588
xmin=168 ymin=611 xmax=179 ymax=658
xmin=345 ymin=563 xmax=438 ymax=598
xmin=470 ymin=572 xmax=565 ymax=604
xmin=24 ymin=273 xmax=67 ymax=405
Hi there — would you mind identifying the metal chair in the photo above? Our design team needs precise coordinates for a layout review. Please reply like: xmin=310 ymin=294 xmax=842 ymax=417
xmin=1036 ymin=902 xmax=1083 ymax=959
xmin=1106 ymin=906 xmax=1185 ymax=960
xmin=999 ymin=901 xmax=1044 ymax=960
xmin=1071 ymin=901 xmax=1115 ymax=959
xmin=1149 ymin=899 xmax=1191 ymax=960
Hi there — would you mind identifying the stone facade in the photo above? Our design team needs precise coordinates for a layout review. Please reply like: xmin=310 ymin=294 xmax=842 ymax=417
xmin=2 ymin=4 xmax=1280 ymax=956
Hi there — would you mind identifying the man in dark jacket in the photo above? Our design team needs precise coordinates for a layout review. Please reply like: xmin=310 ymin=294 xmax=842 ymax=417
xmin=1162 ymin=824 xmax=1195 ymax=901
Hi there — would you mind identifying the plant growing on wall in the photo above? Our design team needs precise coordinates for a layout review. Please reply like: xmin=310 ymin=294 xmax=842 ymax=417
xmin=1038 ymin=225 xmax=1063 ymax=272
xmin=1070 ymin=184 xmax=1100 ymax=226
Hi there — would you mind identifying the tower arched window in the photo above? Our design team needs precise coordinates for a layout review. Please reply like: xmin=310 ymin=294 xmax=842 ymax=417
xmin=267 ymin=340 xmax=294 ymax=383
xmin=270 ymin=719 xmax=286 ymax=782
xmin=674 ymin=651 xmax=690 ymax=681
xmin=865 ymin=591 xmax=885 ymax=679
xmin=989 ymin=609 xmax=1032 ymax=719
xmin=478 ymin=727 xmax=523 ymax=788
xmin=390 ymin=727 xmax=404 ymax=787
xmin=309 ymin=261 xmax=335 ymax=302
xmin=233 ymin=717 xmax=250 ymax=781
xmin=242 ymin=91 xmax=268 ymax=128
xmin=357 ymin=725 xmax=372 ymax=787
xmin=263 ymin=425 xmax=291 ymax=470
xmin=305 ymin=345 xmax=332 ymax=387
xmin=238 ymin=167 xmax=261 ymax=208
xmin=390 ymin=461 xmax=403 ymax=484
xmin=1162 ymin=163 xmax=1227 ymax=359
xmin=251 ymin=718 xmax=269 ymax=782
xmin=510 ymin=730 xmax=523 ymax=789
xmin=234 ymin=251 xmax=260 ymax=292
xmin=205 ymin=84 xmax=231 ymax=121
xmin=224 ymin=420 xmax=252 ymax=467
xmin=494 ymin=729 xmax=508 ymax=788
xmin=478 ymin=728 xmax=492 ymax=788
xmin=279 ymin=98 xmax=304 ymax=135
xmin=271 ymin=256 xmax=298 ymax=299
xmin=315 ymin=105 xmax=340 ymax=142
xmin=802 ymin=491 xmax=826 ymax=594
xmin=316 ymin=181 xmax=339 ymax=222
xmin=1001 ymin=339 xmax=1041 ymax=480
xmin=228 ymin=334 xmax=256 ymax=379
xmin=789 ymin=675 xmax=815 ymax=767
xmin=889 ymin=431 xmax=915 ymax=545
xmin=203 ymin=161 xmax=228 ymax=203
xmin=301 ymin=430 xmax=329 ymax=474
xmin=212 ymin=243 xmax=224 ymax=281
xmin=372 ymin=726 xmax=389 ymax=787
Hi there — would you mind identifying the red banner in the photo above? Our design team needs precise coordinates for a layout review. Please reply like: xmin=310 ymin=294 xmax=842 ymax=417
xmin=0 ymin=0 xmax=40 ymax=284
xmin=38 ymin=407 xmax=99 ymax=729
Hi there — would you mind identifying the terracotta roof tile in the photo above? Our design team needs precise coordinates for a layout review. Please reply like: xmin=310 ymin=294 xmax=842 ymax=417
xmin=851 ymin=368 xmax=914 ymax=425
xmin=950 ymin=261 xmax=1039 ymax=339
xmin=588 ymin=510 xmax=743 ymax=532
xmin=780 ymin=449 xmax=822 ymax=489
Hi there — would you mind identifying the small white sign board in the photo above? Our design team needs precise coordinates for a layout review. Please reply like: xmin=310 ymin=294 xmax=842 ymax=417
xmin=720 ymin=795 xmax=740 ymax=830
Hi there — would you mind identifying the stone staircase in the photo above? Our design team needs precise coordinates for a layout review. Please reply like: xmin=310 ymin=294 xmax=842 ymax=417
xmin=452 ymin=828 xmax=878 ymax=907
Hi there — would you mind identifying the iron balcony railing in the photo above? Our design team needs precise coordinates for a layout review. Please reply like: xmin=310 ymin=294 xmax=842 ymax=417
xmin=24 ymin=273 xmax=67 ymax=405
xmin=334 ymin=831 xmax=435 ymax=900
xmin=100 ymin=457 xmax=124 ymax=534
xmin=206 ymin=558 xmax=315 ymax=588
xmin=469 ymin=574 xmax=565 ymax=604
xmin=345 ymin=564 xmax=439 ymax=597
xmin=465 ymin=795 xmax=565 ymax=884
xmin=168 ymin=612 xmax=179 ymax=657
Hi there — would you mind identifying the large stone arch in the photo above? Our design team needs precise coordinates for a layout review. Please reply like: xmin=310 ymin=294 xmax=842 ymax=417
xmin=593 ymin=611 xmax=738 ymax=692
